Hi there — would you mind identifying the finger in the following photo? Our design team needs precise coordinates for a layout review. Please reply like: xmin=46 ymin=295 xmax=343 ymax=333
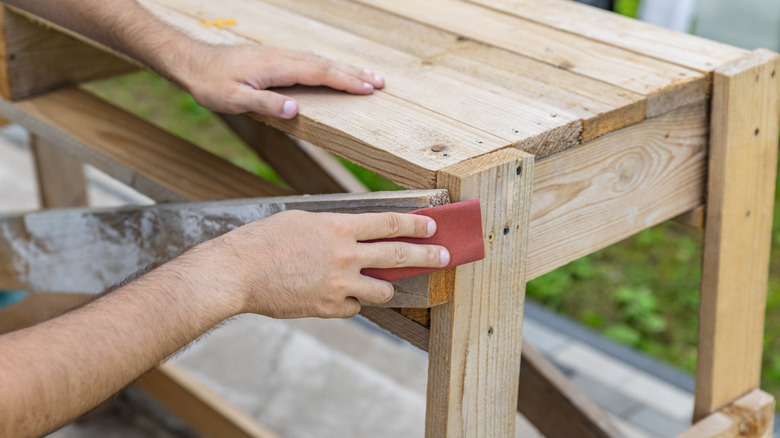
xmin=231 ymin=86 xmax=298 ymax=118
xmin=359 ymin=242 xmax=450 ymax=269
xmin=263 ymin=54 xmax=381 ymax=95
xmin=350 ymin=277 xmax=395 ymax=305
xmin=350 ymin=212 xmax=436 ymax=241
xmin=325 ymin=297 xmax=362 ymax=318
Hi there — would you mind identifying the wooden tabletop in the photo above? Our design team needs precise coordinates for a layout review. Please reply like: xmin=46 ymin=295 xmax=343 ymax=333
xmin=65 ymin=0 xmax=751 ymax=188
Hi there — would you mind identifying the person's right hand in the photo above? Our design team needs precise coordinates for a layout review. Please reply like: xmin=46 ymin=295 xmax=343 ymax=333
xmin=207 ymin=210 xmax=449 ymax=319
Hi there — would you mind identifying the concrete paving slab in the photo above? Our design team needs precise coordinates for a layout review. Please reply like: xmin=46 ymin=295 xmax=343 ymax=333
xmin=553 ymin=343 xmax=636 ymax=389
xmin=619 ymin=373 xmax=694 ymax=422
xmin=628 ymin=406 xmax=690 ymax=437
xmin=569 ymin=373 xmax=642 ymax=417
xmin=523 ymin=317 xmax=571 ymax=356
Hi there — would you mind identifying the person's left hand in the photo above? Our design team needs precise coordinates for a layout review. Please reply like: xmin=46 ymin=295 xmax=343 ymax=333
xmin=174 ymin=44 xmax=385 ymax=119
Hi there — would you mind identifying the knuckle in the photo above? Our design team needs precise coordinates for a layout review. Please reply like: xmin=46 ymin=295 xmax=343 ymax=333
xmin=392 ymin=245 xmax=409 ymax=265
xmin=385 ymin=214 xmax=402 ymax=236
xmin=379 ymin=284 xmax=394 ymax=303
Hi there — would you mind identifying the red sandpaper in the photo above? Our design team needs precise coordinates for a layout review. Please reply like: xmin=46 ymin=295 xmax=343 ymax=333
xmin=361 ymin=199 xmax=485 ymax=282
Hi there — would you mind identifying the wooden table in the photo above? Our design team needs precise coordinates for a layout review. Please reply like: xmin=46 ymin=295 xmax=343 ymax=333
xmin=0 ymin=0 xmax=777 ymax=437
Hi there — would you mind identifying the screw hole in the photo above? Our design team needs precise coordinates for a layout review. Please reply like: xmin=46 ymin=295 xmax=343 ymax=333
xmin=441 ymin=153 xmax=449 ymax=157
xmin=512 ymin=128 xmax=520 ymax=134
xmin=487 ymin=233 xmax=495 ymax=243
xmin=755 ymin=128 xmax=760 ymax=136
xmin=476 ymin=139 xmax=485 ymax=145
xmin=516 ymin=166 xmax=522 ymax=176
xmin=487 ymin=327 xmax=494 ymax=336
xmin=503 ymin=226 xmax=509 ymax=235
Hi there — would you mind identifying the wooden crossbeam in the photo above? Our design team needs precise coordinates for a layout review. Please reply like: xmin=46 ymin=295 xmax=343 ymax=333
xmin=677 ymin=390 xmax=774 ymax=438
xmin=0 ymin=7 xmax=135 ymax=100
xmin=0 ymin=190 xmax=449 ymax=308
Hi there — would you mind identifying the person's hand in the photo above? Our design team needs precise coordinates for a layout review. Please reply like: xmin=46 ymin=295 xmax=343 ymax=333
xmin=175 ymin=44 xmax=385 ymax=119
xmin=207 ymin=210 xmax=449 ymax=319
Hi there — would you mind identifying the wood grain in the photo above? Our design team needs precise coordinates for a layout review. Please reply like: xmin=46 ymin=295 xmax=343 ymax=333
xmin=0 ymin=190 xmax=449 ymax=308
xmin=517 ymin=344 xmax=622 ymax=438
xmin=218 ymin=113 xmax=367 ymax=194
xmin=466 ymin=0 xmax=746 ymax=74
xmin=427 ymin=148 xmax=533 ymax=437
xmin=0 ymin=87 xmax=292 ymax=202
xmin=138 ymin=363 xmax=281 ymax=438
xmin=348 ymin=0 xmax=707 ymax=117
xmin=527 ymin=103 xmax=708 ymax=280
xmin=0 ymin=7 xmax=135 ymax=100
xmin=152 ymin=0 xmax=582 ymax=161
xmin=29 ymin=134 xmax=88 ymax=208
xmin=678 ymin=390 xmax=774 ymax=438
xmin=261 ymin=0 xmax=645 ymax=141
xmin=694 ymin=49 xmax=780 ymax=421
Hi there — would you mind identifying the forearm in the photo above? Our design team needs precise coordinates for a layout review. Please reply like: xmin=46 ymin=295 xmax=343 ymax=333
xmin=3 ymin=0 xmax=199 ymax=84
xmin=0 ymin=241 xmax=240 ymax=438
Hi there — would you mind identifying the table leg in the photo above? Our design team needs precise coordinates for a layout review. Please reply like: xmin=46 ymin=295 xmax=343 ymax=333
xmin=426 ymin=148 xmax=534 ymax=437
xmin=694 ymin=49 xmax=780 ymax=421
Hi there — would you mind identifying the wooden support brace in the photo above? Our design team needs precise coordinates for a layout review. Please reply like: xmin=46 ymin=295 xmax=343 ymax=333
xmin=0 ymin=190 xmax=450 ymax=308
xmin=0 ymin=6 xmax=135 ymax=100
xmin=694 ymin=49 xmax=780 ymax=421
xmin=426 ymin=148 xmax=533 ymax=437
xmin=29 ymin=134 xmax=88 ymax=208
xmin=219 ymin=113 xmax=367 ymax=194
xmin=679 ymin=390 xmax=774 ymax=438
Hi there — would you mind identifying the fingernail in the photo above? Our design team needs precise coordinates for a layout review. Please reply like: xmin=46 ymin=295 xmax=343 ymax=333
xmin=427 ymin=219 xmax=436 ymax=236
xmin=363 ymin=68 xmax=373 ymax=75
xmin=440 ymin=248 xmax=450 ymax=267
xmin=374 ymin=74 xmax=383 ymax=83
xmin=362 ymin=82 xmax=373 ymax=90
xmin=282 ymin=100 xmax=297 ymax=118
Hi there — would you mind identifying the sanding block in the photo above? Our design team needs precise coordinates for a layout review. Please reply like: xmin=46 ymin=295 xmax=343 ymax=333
xmin=361 ymin=199 xmax=485 ymax=281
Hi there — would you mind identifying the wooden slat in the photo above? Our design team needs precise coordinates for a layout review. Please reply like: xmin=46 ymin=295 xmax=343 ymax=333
xmin=218 ymin=113 xmax=367 ymax=194
xmin=694 ymin=49 xmax=780 ymax=420
xmin=678 ymin=390 xmax=774 ymax=438
xmin=0 ymin=190 xmax=449 ymax=308
xmin=673 ymin=207 xmax=705 ymax=229
xmin=0 ymin=7 xmax=135 ymax=100
xmin=427 ymin=149 xmax=532 ymax=436
xmin=347 ymin=0 xmax=707 ymax=118
xmin=466 ymin=0 xmax=747 ymax=74
xmin=527 ymin=103 xmax=708 ymax=280
xmin=29 ymin=134 xmax=88 ymax=208
xmin=0 ymin=87 xmax=292 ymax=202
xmin=149 ymin=0 xmax=582 ymax=160
xmin=517 ymin=344 xmax=622 ymax=438
xmin=259 ymin=0 xmax=645 ymax=142
xmin=137 ymin=363 xmax=280 ymax=438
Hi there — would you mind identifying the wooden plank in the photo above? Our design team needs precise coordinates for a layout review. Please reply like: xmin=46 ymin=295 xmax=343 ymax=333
xmin=137 ymin=363 xmax=280 ymax=438
xmin=29 ymin=134 xmax=88 ymax=208
xmin=466 ymin=0 xmax=746 ymax=74
xmin=0 ymin=190 xmax=449 ymax=308
xmin=527 ymin=102 xmax=708 ymax=280
xmin=347 ymin=0 xmax=707 ymax=118
xmin=0 ymin=87 xmax=292 ymax=202
xmin=673 ymin=206 xmax=705 ymax=229
xmin=427 ymin=148 xmax=532 ymax=436
xmin=694 ymin=49 xmax=780 ymax=421
xmin=150 ymin=0 xmax=582 ymax=160
xmin=517 ymin=343 xmax=622 ymax=438
xmin=218 ymin=113 xmax=367 ymax=194
xmin=358 ymin=307 xmax=430 ymax=351
xmin=0 ymin=7 xmax=135 ymax=100
xmin=678 ymin=390 xmax=774 ymax=438
xmin=260 ymin=0 xmax=645 ymax=141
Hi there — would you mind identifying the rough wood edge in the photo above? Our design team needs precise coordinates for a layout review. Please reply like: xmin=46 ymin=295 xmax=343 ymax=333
xmin=678 ymin=390 xmax=774 ymax=438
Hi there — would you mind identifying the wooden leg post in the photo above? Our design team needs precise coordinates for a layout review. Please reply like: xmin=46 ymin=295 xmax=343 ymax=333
xmin=30 ymin=134 xmax=88 ymax=208
xmin=694 ymin=49 xmax=780 ymax=421
xmin=426 ymin=148 xmax=533 ymax=437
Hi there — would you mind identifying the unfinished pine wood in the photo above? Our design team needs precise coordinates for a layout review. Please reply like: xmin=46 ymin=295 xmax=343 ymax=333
xmin=0 ymin=190 xmax=449 ymax=307
xmin=427 ymin=148 xmax=532 ymax=437
xmin=673 ymin=207 xmax=706 ymax=229
xmin=348 ymin=0 xmax=706 ymax=117
xmin=0 ymin=7 xmax=135 ymax=100
xmin=152 ymin=0 xmax=582 ymax=160
xmin=137 ymin=363 xmax=280 ymax=438
xmin=678 ymin=390 xmax=774 ymax=438
xmin=527 ymin=103 xmax=708 ymax=280
xmin=261 ymin=0 xmax=645 ymax=141
xmin=467 ymin=0 xmax=746 ymax=74
xmin=218 ymin=113 xmax=367 ymax=194
xmin=0 ymin=87 xmax=291 ymax=202
xmin=694 ymin=49 xmax=780 ymax=421
xmin=517 ymin=344 xmax=622 ymax=438
xmin=29 ymin=135 xmax=88 ymax=208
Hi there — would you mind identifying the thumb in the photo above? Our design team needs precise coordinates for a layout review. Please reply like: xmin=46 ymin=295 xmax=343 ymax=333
xmin=234 ymin=87 xmax=298 ymax=119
